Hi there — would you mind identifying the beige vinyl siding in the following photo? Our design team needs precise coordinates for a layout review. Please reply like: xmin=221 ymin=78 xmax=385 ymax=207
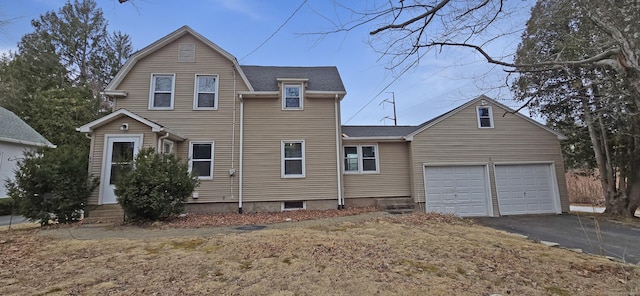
xmin=343 ymin=141 xmax=411 ymax=199
xmin=242 ymin=96 xmax=339 ymax=202
xmin=87 ymin=117 xmax=157 ymax=204
xmin=110 ymin=33 xmax=248 ymax=202
xmin=410 ymin=101 xmax=569 ymax=213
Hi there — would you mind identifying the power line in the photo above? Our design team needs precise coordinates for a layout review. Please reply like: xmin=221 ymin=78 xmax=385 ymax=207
xmin=240 ymin=0 xmax=308 ymax=62
xmin=345 ymin=51 xmax=430 ymax=124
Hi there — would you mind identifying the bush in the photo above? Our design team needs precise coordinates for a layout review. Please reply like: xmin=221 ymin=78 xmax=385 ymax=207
xmin=5 ymin=145 xmax=99 ymax=225
xmin=115 ymin=148 xmax=198 ymax=221
xmin=0 ymin=197 xmax=15 ymax=216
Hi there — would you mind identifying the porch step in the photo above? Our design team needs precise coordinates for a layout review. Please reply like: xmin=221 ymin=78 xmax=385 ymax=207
xmin=83 ymin=204 xmax=125 ymax=224
xmin=376 ymin=197 xmax=416 ymax=214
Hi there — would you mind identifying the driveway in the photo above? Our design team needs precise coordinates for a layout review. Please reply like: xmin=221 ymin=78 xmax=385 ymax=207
xmin=475 ymin=215 xmax=640 ymax=264
xmin=0 ymin=215 xmax=30 ymax=226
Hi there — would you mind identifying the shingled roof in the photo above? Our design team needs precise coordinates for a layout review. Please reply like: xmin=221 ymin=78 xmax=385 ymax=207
xmin=240 ymin=66 xmax=345 ymax=92
xmin=0 ymin=107 xmax=55 ymax=147
xmin=341 ymin=125 xmax=420 ymax=138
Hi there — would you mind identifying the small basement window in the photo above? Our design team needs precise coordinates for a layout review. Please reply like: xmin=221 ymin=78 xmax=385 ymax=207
xmin=282 ymin=201 xmax=305 ymax=211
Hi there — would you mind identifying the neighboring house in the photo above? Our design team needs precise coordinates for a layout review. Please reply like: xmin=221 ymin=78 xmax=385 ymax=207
xmin=77 ymin=26 xmax=569 ymax=219
xmin=0 ymin=107 xmax=56 ymax=198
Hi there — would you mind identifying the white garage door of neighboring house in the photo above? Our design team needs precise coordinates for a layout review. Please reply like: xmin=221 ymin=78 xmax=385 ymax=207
xmin=495 ymin=164 xmax=560 ymax=215
xmin=424 ymin=165 xmax=491 ymax=217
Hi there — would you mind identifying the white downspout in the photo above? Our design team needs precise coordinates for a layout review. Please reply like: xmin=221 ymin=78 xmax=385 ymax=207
xmin=157 ymin=132 xmax=169 ymax=151
xmin=230 ymin=67 xmax=237 ymax=201
xmin=334 ymin=94 xmax=344 ymax=209
xmin=238 ymin=94 xmax=244 ymax=213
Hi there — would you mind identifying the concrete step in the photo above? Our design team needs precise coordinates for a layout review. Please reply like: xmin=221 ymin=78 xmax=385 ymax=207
xmin=386 ymin=208 xmax=416 ymax=215
xmin=376 ymin=197 xmax=414 ymax=208
xmin=83 ymin=205 xmax=125 ymax=224
xmin=376 ymin=197 xmax=416 ymax=214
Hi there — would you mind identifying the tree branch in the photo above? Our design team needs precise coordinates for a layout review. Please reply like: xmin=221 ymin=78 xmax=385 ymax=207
xmin=370 ymin=0 xmax=451 ymax=35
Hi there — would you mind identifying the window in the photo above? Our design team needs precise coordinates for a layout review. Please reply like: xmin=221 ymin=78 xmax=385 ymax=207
xmin=283 ymin=84 xmax=303 ymax=109
xmin=150 ymin=74 xmax=175 ymax=109
xmin=343 ymin=145 xmax=379 ymax=173
xmin=282 ymin=201 xmax=305 ymax=211
xmin=282 ymin=140 xmax=305 ymax=177
xmin=477 ymin=106 xmax=494 ymax=128
xmin=162 ymin=140 xmax=173 ymax=154
xmin=189 ymin=141 xmax=214 ymax=179
xmin=194 ymin=75 xmax=218 ymax=110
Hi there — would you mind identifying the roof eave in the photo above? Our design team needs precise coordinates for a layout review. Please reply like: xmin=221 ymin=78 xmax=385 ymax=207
xmin=0 ymin=137 xmax=56 ymax=148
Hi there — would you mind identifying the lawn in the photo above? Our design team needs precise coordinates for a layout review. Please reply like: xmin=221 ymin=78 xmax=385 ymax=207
xmin=1 ymin=212 xmax=638 ymax=295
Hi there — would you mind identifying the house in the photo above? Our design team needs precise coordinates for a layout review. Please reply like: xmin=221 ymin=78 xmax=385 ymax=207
xmin=77 ymin=26 xmax=569 ymax=220
xmin=0 ymin=107 xmax=56 ymax=198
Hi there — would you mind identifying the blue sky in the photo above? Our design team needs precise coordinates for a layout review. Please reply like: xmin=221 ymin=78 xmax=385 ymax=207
xmin=0 ymin=0 xmax=535 ymax=125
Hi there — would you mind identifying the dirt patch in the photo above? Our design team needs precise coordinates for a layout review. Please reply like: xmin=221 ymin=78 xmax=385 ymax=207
xmin=1 ymin=212 xmax=638 ymax=295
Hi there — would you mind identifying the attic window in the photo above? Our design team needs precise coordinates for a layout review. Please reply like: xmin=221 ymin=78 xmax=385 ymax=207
xmin=476 ymin=106 xmax=494 ymax=128
xmin=178 ymin=43 xmax=195 ymax=62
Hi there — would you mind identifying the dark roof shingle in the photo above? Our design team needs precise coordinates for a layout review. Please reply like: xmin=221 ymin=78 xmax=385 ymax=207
xmin=341 ymin=125 xmax=420 ymax=138
xmin=240 ymin=66 xmax=345 ymax=92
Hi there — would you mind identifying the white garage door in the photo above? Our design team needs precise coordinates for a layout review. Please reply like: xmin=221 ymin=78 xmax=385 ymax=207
xmin=424 ymin=165 xmax=491 ymax=217
xmin=495 ymin=164 xmax=559 ymax=215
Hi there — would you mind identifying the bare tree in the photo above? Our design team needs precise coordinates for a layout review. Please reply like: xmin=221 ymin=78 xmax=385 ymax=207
xmin=326 ymin=0 xmax=639 ymax=217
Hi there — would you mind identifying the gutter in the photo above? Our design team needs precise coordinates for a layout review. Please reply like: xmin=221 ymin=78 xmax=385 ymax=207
xmin=157 ymin=132 xmax=170 ymax=151
xmin=0 ymin=137 xmax=56 ymax=148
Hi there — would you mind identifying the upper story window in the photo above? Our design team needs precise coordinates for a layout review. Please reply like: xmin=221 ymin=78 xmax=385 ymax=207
xmin=149 ymin=74 xmax=175 ymax=110
xmin=283 ymin=84 xmax=303 ymax=110
xmin=194 ymin=74 xmax=218 ymax=110
xmin=282 ymin=140 xmax=305 ymax=178
xmin=343 ymin=145 xmax=379 ymax=173
xmin=189 ymin=141 xmax=214 ymax=180
xmin=476 ymin=106 xmax=494 ymax=128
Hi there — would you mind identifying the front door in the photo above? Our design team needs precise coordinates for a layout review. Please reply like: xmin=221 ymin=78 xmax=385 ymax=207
xmin=101 ymin=136 xmax=141 ymax=204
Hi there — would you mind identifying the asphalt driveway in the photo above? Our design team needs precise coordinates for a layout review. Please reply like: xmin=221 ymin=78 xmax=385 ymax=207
xmin=0 ymin=215 xmax=29 ymax=226
xmin=475 ymin=214 xmax=640 ymax=264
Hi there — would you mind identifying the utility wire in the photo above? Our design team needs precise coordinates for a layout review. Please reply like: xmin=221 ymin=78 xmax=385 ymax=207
xmin=240 ymin=0 xmax=308 ymax=62
xmin=345 ymin=50 xmax=431 ymax=124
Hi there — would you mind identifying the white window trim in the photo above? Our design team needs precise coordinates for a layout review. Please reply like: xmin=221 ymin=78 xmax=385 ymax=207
xmin=343 ymin=144 xmax=380 ymax=174
xmin=193 ymin=74 xmax=219 ymax=110
xmin=281 ymin=140 xmax=305 ymax=178
xmin=282 ymin=83 xmax=304 ymax=110
xmin=162 ymin=139 xmax=174 ymax=154
xmin=189 ymin=141 xmax=214 ymax=180
xmin=281 ymin=201 xmax=306 ymax=211
xmin=476 ymin=106 xmax=494 ymax=128
xmin=149 ymin=73 xmax=176 ymax=110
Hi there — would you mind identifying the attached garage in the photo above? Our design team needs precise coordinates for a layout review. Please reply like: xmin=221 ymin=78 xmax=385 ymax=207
xmin=495 ymin=163 xmax=561 ymax=215
xmin=424 ymin=165 xmax=492 ymax=217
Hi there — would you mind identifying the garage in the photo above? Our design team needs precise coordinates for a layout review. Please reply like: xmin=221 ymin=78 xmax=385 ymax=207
xmin=495 ymin=163 xmax=560 ymax=215
xmin=424 ymin=165 xmax=492 ymax=217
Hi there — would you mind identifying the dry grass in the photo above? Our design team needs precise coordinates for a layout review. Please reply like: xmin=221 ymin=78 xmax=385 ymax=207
xmin=566 ymin=170 xmax=604 ymax=205
xmin=2 ymin=212 xmax=638 ymax=295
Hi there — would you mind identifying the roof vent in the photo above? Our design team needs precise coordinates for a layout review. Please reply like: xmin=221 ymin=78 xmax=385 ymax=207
xmin=178 ymin=43 xmax=195 ymax=62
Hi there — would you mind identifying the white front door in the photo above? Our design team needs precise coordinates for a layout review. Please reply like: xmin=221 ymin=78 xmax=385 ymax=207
xmin=101 ymin=136 xmax=141 ymax=204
